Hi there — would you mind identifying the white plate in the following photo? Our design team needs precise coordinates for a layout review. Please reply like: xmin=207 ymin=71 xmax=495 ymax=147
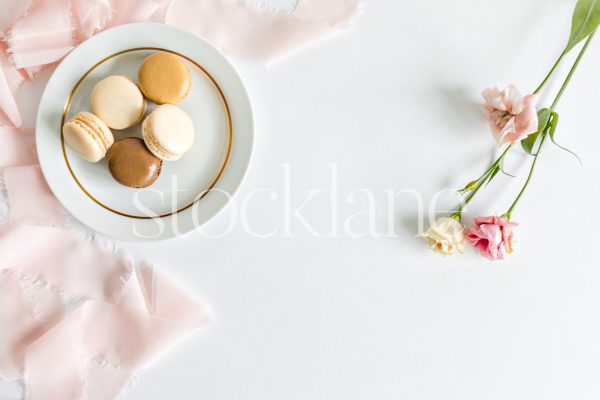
xmin=36 ymin=23 xmax=254 ymax=241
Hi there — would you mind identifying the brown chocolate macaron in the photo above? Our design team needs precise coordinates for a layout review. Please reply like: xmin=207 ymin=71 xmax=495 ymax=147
xmin=107 ymin=138 xmax=162 ymax=188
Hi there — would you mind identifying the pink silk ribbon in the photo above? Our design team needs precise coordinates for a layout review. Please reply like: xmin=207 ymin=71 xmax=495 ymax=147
xmin=0 ymin=124 xmax=211 ymax=398
xmin=0 ymin=0 xmax=360 ymax=398
xmin=0 ymin=0 xmax=361 ymax=127
xmin=164 ymin=0 xmax=361 ymax=61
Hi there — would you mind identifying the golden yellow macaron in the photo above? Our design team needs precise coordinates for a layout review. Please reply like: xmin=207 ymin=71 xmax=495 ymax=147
xmin=138 ymin=52 xmax=191 ymax=104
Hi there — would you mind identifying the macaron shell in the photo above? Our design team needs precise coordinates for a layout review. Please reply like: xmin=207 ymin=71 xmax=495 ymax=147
xmin=138 ymin=52 xmax=191 ymax=104
xmin=142 ymin=104 xmax=194 ymax=161
xmin=91 ymin=75 xmax=146 ymax=130
xmin=107 ymin=138 xmax=162 ymax=188
xmin=63 ymin=123 xmax=105 ymax=162
xmin=142 ymin=118 xmax=176 ymax=160
xmin=62 ymin=112 xmax=113 ymax=162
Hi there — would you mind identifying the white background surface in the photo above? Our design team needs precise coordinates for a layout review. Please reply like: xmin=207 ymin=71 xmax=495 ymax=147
xmin=4 ymin=0 xmax=600 ymax=399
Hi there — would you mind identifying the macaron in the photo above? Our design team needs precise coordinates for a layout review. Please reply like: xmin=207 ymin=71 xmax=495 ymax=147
xmin=138 ymin=52 xmax=191 ymax=104
xmin=142 ymin=104 xmax=194 ymax=161
xmin=91 ymin=75 xmax=146 ymax=130
xmin=107 ymin=138 xmax=162 ymax=188
xmin=62 ymin=111 xmax=114 ymax=162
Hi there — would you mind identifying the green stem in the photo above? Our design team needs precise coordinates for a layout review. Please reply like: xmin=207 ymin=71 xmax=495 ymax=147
xmin=534 ymin=49 xmax=567 ymax=94
xmin=505 ymin=134 xmax=547 ymax=218
xmin=474 ymin=145 xmax=512 ymax=185
xmin=461 ymin=178 xmax=485 ymax=210
xmin=505 ymin=32 xmax=595 ymax=218
xmin=550 ymin=32 xmax=595 ymax=109
xmin=453 ymin=145 xmax=512 ymax=219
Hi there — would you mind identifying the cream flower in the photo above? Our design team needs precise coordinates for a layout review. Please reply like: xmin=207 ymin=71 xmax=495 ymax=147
xmin=423 ymin=217 xmax=465 ymax=256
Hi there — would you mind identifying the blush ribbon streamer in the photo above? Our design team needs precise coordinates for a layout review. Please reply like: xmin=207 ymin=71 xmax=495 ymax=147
xmin=0 ymin=124 xmax=210 ymax=398
xmin=0 ymin=0 xmax=361 ymax=127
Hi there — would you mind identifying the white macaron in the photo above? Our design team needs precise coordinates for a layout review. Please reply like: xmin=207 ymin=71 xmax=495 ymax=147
xmin=91 ymin=75 xmax=146 ymax=130
xmin=142 ymin=104 xmax=195 ymax=161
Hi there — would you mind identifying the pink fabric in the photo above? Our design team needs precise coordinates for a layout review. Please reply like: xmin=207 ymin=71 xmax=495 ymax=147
xmin=71 ymin=0 xmax=114 ymax=39
xmin=0 ymin=225 xmax=210 ymax=398
xmin=0 ymin=127 xmax=37 ymax=167
xmin=107 ymin=0 xmax=171 ymax=28
xmin=0 ymin=45 xmax=24 ymax=127
xmin=5 ymin=0 xmax=76 ymax=69
xmin=4 ymin=165 xmax=65 ymax=227
xmin=0 ymin=137 xmax=210 ymax=395
xmin=165 ymin=0 xmax=361 ymax=62
xmin=0 ymin=269 xmax=48 ymax=381
xmin=0 ymin=0 xmax=360 ymax=126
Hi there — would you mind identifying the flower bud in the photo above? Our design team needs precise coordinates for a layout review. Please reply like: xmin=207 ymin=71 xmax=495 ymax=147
xmin=459 ymin=180 xmax=478 ymax=193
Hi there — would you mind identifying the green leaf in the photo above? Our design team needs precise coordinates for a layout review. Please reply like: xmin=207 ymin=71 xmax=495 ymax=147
xmin=548 ymin=111 xmax=559 ymax=139
xmin=521 ymin=133 xmax=540 ymax=155
xmin=521 ymin=108 xmax=551 ymax=155
xmin=485 ymin=165 xmax=501 ymax=187
xmin=566 ymin=0 xmax=600 ymax=52
xmin=547 ymin=111 xmax=584 ymax=165
xmin=499 ymin=159 xmax=516 ymax=178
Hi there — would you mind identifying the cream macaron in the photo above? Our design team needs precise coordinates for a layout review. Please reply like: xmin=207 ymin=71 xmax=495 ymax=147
xmin=62 ymin=111 xmax=114 ymax=162
xmin=91 ymin=75 xmax=146 ymax=130
xmin=142 ymin=104 xmax=194 ymax=161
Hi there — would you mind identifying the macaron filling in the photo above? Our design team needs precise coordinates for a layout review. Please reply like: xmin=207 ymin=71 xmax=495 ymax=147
xmin=72 ymin=116 xmax=111 ymax=151
xmin=142 ymin=118 xmax=179 ymax=160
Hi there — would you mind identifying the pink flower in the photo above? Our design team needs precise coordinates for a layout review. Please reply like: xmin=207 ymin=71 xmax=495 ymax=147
xmin=482 ymin=85 xmax=539 ymax=144
xmin=466 ymin=216 xmax=517 ymax=260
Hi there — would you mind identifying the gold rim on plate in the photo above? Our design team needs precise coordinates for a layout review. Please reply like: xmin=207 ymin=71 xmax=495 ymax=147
xmin=61 ymin=47 xmax=233 ymax=220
